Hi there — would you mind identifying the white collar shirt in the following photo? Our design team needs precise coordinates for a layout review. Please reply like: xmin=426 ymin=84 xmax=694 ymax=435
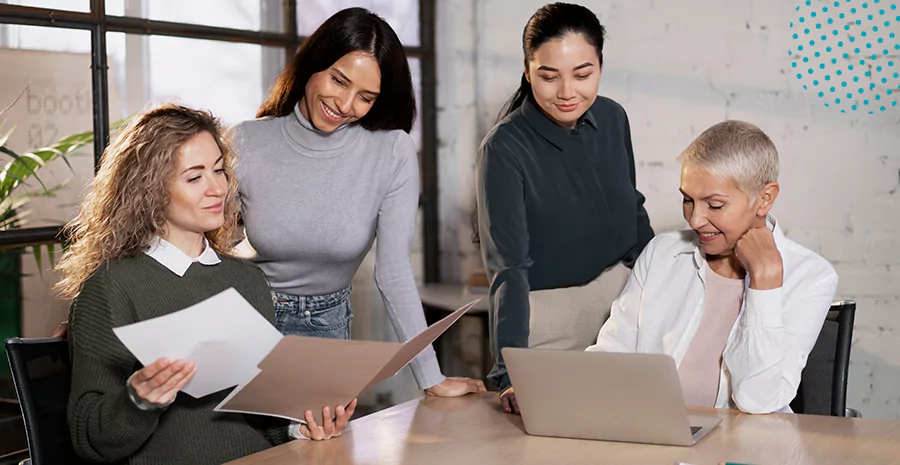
xmin=141 ymin=236 xmax=308 ymax=439
xmin=587 ymin=215 xmax=839 ymax=414
xmin=144 ymin=236 xmax=221 ymax=276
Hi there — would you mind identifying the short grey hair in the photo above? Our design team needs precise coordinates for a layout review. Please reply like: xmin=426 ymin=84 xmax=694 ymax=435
xmin=677 ymin=120 xmax=779 ymax=200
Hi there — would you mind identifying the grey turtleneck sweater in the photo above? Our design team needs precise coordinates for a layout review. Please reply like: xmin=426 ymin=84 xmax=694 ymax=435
xmin=232 ymin=105 xmax=444 ymax=389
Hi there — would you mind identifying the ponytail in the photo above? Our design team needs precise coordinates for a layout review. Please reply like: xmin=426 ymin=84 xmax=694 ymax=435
xmin=497 ymin=73 xmax=533 ymax=122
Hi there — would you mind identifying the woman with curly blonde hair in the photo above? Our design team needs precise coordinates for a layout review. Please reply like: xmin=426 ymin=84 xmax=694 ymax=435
xmin=57 ymin=103 xmax=354 ymax=465
xmin=55 ymin=105 xmax=241 ymax=298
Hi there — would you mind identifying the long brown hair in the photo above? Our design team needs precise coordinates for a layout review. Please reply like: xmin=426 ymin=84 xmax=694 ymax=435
xmin=55 ymin=104 xmax=240 ymax=299
xmin=256 ymin=7 xmax=416 ymax=133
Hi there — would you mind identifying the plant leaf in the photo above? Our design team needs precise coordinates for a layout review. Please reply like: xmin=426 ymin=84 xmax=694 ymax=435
xmin=0 ymin=124 xmax=15 ymax=148
xmin=0 ymin=145 xmax=49 ymax=195
xmin=47 ymin=242 xmax=55 ymax=265
xmin=0 ymin=85 xmax=29 ymax=119
xmin=58 ymin=150 xmax=75 ymax=173
xmin=0 ymin=169 xmax=28 ymax=190
xmin=0 ymin=116 xmax=130 ymax=232
xmin=31 ymin=244 xmax=43 ymax=278
xmin=0 ymin=210 xmax=29 ymax=229
xmin=0 ymin=184 xmax=67 ymax=230
xmin=0 ymin=121 xmax=112 ymax=197
xmin=21 ymin=152 xmax=48 ymax=167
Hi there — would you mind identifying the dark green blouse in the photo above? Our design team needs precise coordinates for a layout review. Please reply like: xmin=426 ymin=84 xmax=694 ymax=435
xmin=475 ymin=96 xmax=654 ymax=391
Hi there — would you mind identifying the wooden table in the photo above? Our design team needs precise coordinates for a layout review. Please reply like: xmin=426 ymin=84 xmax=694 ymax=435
xmin=418 ymin=283 xmax=492 ymax=381
xmin=228 ymin=393 xmax=900 ymax=465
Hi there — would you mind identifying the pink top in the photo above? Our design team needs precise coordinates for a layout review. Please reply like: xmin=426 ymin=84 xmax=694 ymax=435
xmin=677 ymin=268 xmax=744 ymax=407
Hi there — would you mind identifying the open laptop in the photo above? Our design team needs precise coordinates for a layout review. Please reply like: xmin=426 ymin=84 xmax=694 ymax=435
xmin=502 ymin=347 xmax=721 ymax=446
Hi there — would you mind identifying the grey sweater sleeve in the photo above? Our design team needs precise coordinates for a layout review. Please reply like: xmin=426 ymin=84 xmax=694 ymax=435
xmin=374 ymin=133 xmax=446 ymax=390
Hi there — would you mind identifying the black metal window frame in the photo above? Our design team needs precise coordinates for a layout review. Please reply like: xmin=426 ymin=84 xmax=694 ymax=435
xmin=0 ymin=0 xmax=440 ymax=282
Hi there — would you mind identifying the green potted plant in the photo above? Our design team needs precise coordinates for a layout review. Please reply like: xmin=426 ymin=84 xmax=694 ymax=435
xmin=0 ymin=88 xmax=121 ymax=374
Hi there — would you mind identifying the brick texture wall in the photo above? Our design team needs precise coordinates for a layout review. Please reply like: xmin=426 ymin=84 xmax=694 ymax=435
xmin=437 ymin=0 xmax=900 ymax=419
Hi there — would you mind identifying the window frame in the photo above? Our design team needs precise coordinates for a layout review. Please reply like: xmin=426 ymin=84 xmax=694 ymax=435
xmin=0 ymin=0 xmax=441 ymax=282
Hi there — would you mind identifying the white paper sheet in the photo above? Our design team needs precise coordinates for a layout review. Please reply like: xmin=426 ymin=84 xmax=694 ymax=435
xmin=112 ymin=288 xmax=283 ymax=398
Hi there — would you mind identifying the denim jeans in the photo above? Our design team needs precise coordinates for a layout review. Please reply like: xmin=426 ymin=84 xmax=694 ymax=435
xmin=270 ymin=288 xmax=352 ymax=340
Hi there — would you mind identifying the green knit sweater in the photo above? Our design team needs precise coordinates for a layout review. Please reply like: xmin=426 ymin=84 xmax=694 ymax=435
xmin=67 ymin=253 xmax=290 ymax=465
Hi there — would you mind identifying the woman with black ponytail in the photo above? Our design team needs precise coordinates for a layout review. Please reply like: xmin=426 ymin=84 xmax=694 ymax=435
xmin=474 ymin=2 xmax=654 ymax=415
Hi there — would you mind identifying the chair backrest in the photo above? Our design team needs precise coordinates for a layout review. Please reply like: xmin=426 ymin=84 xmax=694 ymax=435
xmin=790 ymin=301 xmax=856 ymax=416
xmin=4 ymin=337 xmax=86 ymax=465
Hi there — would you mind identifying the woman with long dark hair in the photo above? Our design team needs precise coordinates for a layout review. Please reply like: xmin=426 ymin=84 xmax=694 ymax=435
xmin=234 ymin=7 xmax=484 ymax=397
xmin=475 ymin=2 xmax=654 ymax=414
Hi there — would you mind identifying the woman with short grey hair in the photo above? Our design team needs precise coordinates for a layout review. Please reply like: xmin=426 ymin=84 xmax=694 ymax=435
xmin=588 ymin=120 xmax=838 ymax=415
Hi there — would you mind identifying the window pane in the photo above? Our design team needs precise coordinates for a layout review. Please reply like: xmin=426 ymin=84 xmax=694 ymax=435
xmin=297 ymin=0 xmax=419 ymax=46
xmin=106 ymin=0 xmax=285 ymax=33
xmin=0 ymin=25 xmax=102 ymax=343
xmin=0 ymin=22 xmax=91 ymax=54
xmin=4 ymin=0 xmax=89 ymax=12
xmin=107 ymin=32 xmax=285 ymax=126
xmin=0 ymin=25 xmax=103 ymax=229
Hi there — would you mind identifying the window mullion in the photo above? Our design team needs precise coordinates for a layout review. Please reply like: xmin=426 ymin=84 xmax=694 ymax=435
xmin=90 ymin=0 xmax=110 ymax=170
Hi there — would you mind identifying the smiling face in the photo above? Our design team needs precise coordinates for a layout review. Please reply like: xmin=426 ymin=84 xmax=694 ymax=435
xmin=299 ymin=51 xmax=382 ymax=132
xmin=526 ymin=33 xmax=601 ymax=129
xmin=165 ymin=131 xmax=228 ymax=241
xmin=679 ymin=163 xmax=776 ymax=257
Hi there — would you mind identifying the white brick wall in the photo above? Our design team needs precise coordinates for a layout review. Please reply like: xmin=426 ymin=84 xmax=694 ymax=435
xmin=437 ymin=0 xmax=900 ymax=419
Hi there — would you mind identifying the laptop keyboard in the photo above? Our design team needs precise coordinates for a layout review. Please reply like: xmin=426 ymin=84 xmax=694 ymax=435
xmin=690 ymin=426 xmax=702 ymax=435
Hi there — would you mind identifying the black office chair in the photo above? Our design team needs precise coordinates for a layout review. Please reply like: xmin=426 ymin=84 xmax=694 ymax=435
xmin=790 ymin=300 xmax=858 ymax=417
xmin=5 ymin=337 xmax=87 ymax=465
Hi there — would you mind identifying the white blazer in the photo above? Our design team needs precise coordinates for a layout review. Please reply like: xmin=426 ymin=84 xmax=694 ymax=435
xmin=587 ymin=215 xmax=838 ymax=414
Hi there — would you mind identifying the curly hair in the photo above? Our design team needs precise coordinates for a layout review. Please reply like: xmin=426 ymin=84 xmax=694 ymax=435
xmin=55 ymin=103 xmax=240 ymax=300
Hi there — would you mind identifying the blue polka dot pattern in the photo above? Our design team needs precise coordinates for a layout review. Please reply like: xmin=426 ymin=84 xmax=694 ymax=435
xmin=792 ymin=0 xmax=900 ymax=112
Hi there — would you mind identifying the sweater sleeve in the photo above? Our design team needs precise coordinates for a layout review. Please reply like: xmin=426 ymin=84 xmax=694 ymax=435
xmin=67 ymin=267 xmax=163 ymax=463
xmin=373 ymin=132 xmax=446 ymax=390
xmin=475 ymin=138 xmax=532 ymax=392
xmin=242 ymin=414 xmax=291 ymax=446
